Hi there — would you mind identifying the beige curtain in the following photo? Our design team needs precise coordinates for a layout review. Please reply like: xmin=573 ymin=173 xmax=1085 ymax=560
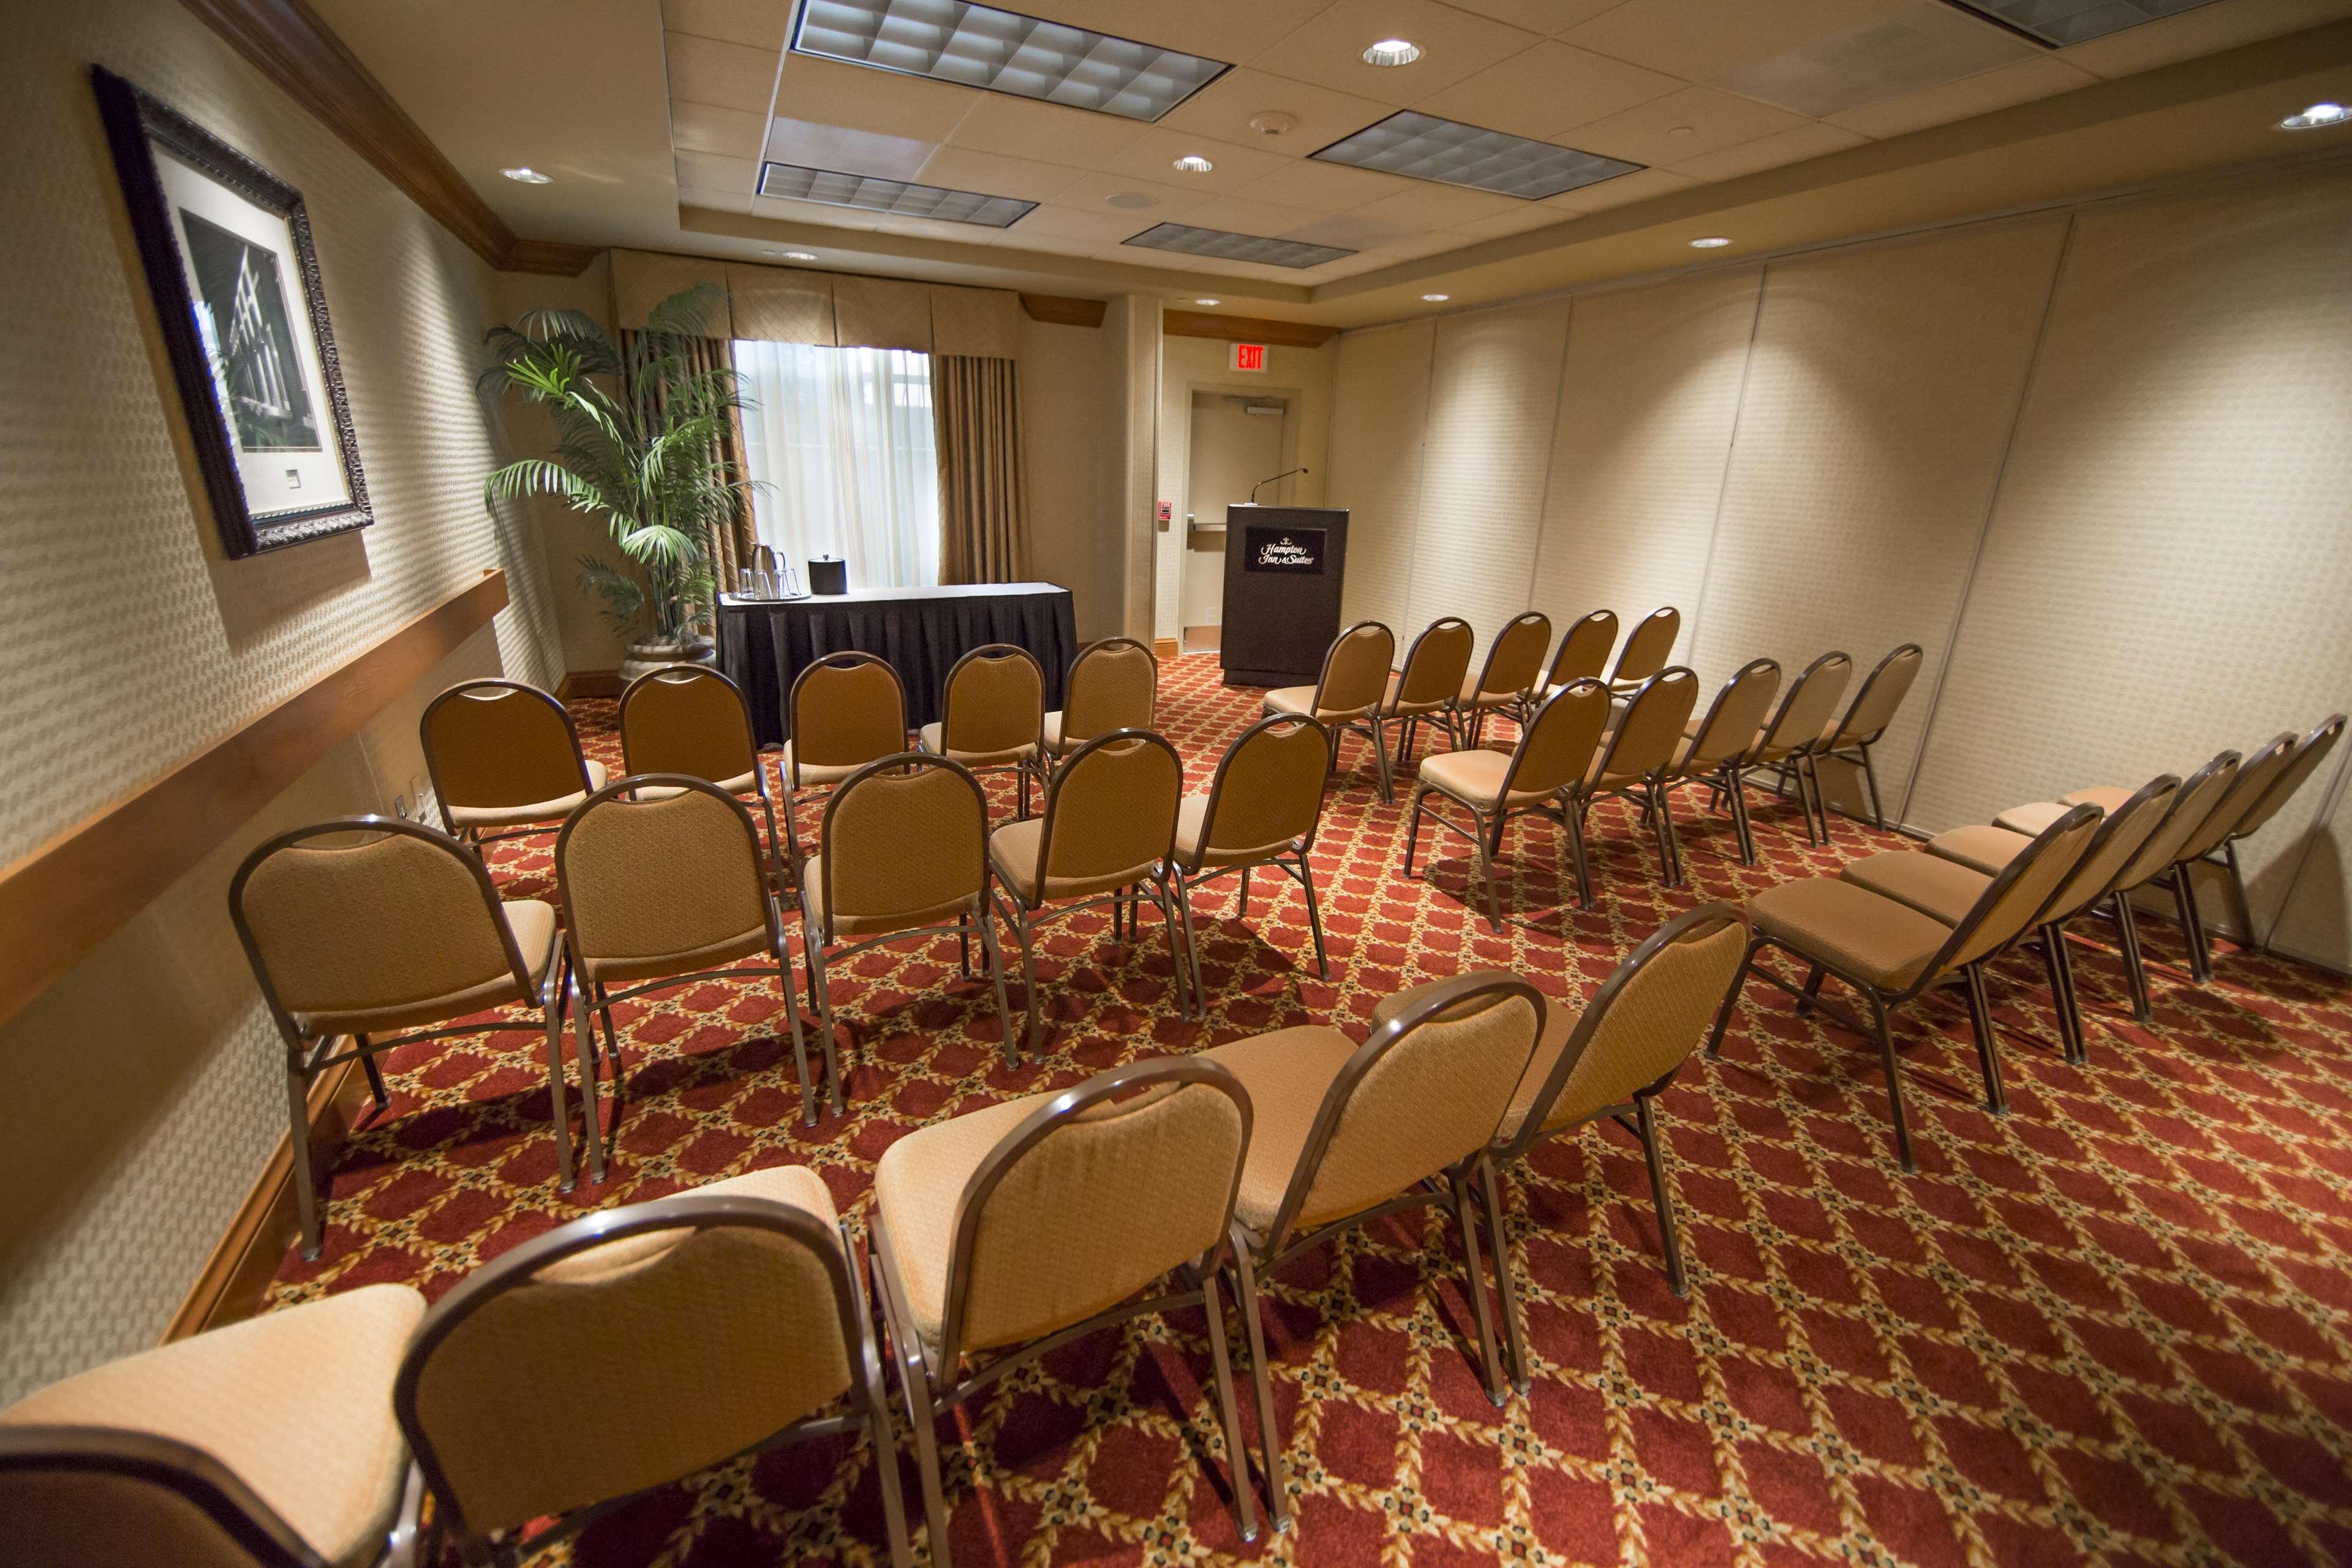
xmin=932 ymin=355 xmax=1030 ymax=584
xmin=619 ymin=331 xmax=755 ymax=590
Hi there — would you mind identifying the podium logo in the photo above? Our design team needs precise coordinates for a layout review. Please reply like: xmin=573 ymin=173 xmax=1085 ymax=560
xmin=1245 ymin=526 xmax=1325 ymax=574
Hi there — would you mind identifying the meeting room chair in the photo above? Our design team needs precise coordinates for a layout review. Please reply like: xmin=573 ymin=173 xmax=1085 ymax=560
xmin=1521 ymin=608 xmax=1619 ymax=721
xmin=1046 ymin=636 xmax=1156 ymax=766
xmin=1709 ymin=804 xmax=2101 ymax=1170
xmin=1263 ymin=620 xmax=1398 ymax=802
xmin=1381 ymin=616 xmax=1474 ymax=767
xmin=1202 ymin=974 xmax=1547 ymax=1527
xmin=988 ymin=729 xmax=1190 ymax=1056
xmin=1455 ymin=610 xmax=1550 ymax=748
xmin=229 ymin=815 xmax=591 ymax=1259
xmin=801 ymin=753 xmax=1012 ymax=1074
xmin=868 ymin=1058 xmax=1259 ymax=1562
xmin=782 ymin=652 xmax=910 ymax=864
xmin=0 ymin=1283 xmax=428 ymax=1568
xmin=618 ymin=664 xmax=783 ymax=876
xmin=1403 ymin=679 xmax=1611 ymax=926
xmin=1660 ymin=658 xmax=1781 ymax=867
xmin=2206 ymin=713 xmax=2346 ymax=953
xmin=421 ymin=679 xmax=605 ymax=853
xmin=393 ymin=1169 xmax=910 ymax=1567
xmin=1744 ymin=651 xmax=1855 ymax=846
xmin=1813 ymin=644 xmax=1924 ymax=831
xmin=556 ymin=775 xmax=813 ymax=1143
xmin=1567 ymin=667 xmax=1702 ymax=892
xmin=918 ymin=643 xmax=1047 ymax=818
xmin=1172 ymin=714 xmax=1334 ymax=991
xmin=1606 ymin=606 xmax=1680 ymax=696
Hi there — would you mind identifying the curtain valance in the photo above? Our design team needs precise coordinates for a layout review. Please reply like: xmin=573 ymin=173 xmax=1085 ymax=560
xmin=611 ymin=250 xmax=1021 ymax=358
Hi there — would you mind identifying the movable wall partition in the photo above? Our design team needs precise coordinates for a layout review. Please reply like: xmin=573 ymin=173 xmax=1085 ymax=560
xmin=1329 ymin=159 xmax=2352 ymax=968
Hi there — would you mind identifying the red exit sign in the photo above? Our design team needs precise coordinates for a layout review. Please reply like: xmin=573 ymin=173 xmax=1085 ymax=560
xmin=1231 ymin=342 xmax=1267 ymax=372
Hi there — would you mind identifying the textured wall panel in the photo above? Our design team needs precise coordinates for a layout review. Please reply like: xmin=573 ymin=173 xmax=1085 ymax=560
xmin=1910 ymin=175 xmax=2352 ymax=962
xmin=1326 ymin=323 xmax=1434 ymax=636
xmin=1531 ymin=270 xmax=1762 ymax=671
xmin=1694 ymin=218 xmax=2067 ymax=815
xmin=1409 ymin=304 xmax=1570 ymax=659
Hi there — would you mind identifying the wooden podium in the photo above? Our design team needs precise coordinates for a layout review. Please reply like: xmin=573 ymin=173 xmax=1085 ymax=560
xmin=1219 ymin=505 xmax=1348 ymax=688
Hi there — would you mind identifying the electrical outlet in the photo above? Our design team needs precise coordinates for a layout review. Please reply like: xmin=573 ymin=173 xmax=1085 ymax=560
xmin=392 ymin=793 xmax=409 ymax=820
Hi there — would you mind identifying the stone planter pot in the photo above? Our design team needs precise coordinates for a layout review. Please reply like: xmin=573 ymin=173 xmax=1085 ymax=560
xmin=616 ymin=636 xmax=718 ymax=685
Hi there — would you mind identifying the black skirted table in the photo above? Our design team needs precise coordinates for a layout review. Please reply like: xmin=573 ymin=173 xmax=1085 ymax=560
xmin=718 ymin=581 xmax=1079 ymax=745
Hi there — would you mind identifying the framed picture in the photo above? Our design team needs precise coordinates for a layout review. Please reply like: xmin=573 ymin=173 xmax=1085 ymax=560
xmin=91 ymin=66 xmax=371 ymax=556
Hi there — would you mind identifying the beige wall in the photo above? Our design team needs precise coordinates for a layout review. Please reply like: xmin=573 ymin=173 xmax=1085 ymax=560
xmin=1019 ymin=313 xmax=1121 ymax=642
xmin=0 ymin=0 xmax=565 ymax=1399
xmin=1327 ymin=162 xmax=2352 ymax=970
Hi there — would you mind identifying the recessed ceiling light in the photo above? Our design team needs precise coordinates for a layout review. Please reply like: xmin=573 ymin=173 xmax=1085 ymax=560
xmin=782 ymin=251 xmax=820 ymax=262
xmin=1196 ymin=298 xmax=1221 ymax=306
xmin=1124 ymin=222 xmax=1355 ymax=270
xmin=500 ymin=166 xmax=552 ymax=184
xmin=758 ymin=162 xmax=1035 ymax=227
xmin=1422 ymin=293 xmax=1449 ymax=302
xmin=1689 ymin=236 xmax=1732 ymax=249
xmin=1314 ymin=111 xmax=1642 ymax=201
xmin=1173 ymin=154 xmax=1215 ymax=173
xmin=1104 ymin=191 xmax=1159 ymax=210
xmin=2280 ymin=102 xmax=2348 ymax=130
xmin=1362 ymin=39 xmax=1422 ymax=67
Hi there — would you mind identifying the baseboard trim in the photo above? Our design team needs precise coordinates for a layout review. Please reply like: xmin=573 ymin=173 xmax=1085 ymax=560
xmin=557 ymin=668 xmax=624 ymax=700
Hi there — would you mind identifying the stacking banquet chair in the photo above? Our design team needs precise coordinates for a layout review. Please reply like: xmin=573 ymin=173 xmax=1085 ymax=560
xmin=1567 ymin=668 xmax=1702 ymax=893
xmin=782 ymin=652 xmax=910 ymax=864
xmin=1172 ymin=715 xmax=1335 ymax=989
xmin=1404 ymin=679 xmax=1611 ymax=927
xmin=0 ymin=1284 xmax=427 ymax=1568
xmin=2204 ymin=714 xmax=2346 ymax=954
xmin=1915 ymin=772 xmax=2182 ymax=1063
xmin=1812 ymin=644 xmax=1924 ymax=831
xmin=1263 ymin=620 xmax=1398 ymax=803
xmin=1659 ymin=658 xmax=1781 ymax=867
xmin=989 ymin=730 xmax=1190 ymax=1055
xmin=1380 ymin=616 xmax=1474 ymax=769
xmin=556 ymin=775 xmax=813 ymax=1145
xmin=1709 ymin=804 xmax=2101 ymax=1170
xmin=1046 ymin=636 xmax=1157 ymax=767
xmin=869 ymin=1058 xmax=1260 ymax=1562
xmin=1372 ymin=905 xmax=1751 ymax=1386
xmin=1201 ymin=974 xmax=1547 ymax=1527
xmin=1605 ymin=606 xmax=1680 ymax=697
xmin=421 ymin=679 xmax=605 ymax=853
xmin=918 ymin=643 xmax=1047 ymax=818
xmin=1520 ymin=608 xmax=1618 ymax=722
xmin=1455 ymin=611 xmax=1551 ymax=748
xmin=394 ymin=1169 xmax=910 ymax=1568
xmin=801 ymin=753 xmax=1013 ymax=1074
xmin=1741 ymin=651 xmax=1854 ymax=846
xmin=230 ymin=816 xmax=591 ymax=1259
xmin=618 ymin=664 xmax=783 ymax=875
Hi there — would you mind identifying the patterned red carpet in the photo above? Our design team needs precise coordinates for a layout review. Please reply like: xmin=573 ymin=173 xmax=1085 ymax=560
xmin=270 ymin=656 xmax=2352 ymax=1566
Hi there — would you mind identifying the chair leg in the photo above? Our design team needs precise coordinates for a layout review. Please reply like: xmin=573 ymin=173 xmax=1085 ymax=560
xmin=1860 ymin=744 xmax=1888 ymax=832
xmin=1297 ymin=853 xmax=1330 ymax=980
xmin=1864 ymin=990 xmax=1917 ymax=1174
xmin=846 ymin=1240 xmax=915 ymax=1568
xmin=2111 ymin=895 xmax=2155 ymax=1024
xmin=357 ymin=1039 xmax=390 ymax=1112
xmin=874 ymin=1243 xmax=955 ymax=1564
xmin=2041 ymin=923 xmax=2086 ymax=1066
xmin=1658 ymin=782 xmax=1686 ymax=886
xmin=1227 ymin=1232 xmax=1290 ymax=1532
xmin=1176 ymin=875 xmax=1209 ymax=1013
xmin=979 ymin=911 xmax=1017 ymax=1065
xmin=1199 ymin=1267 xmax=1260 ymax=1544
xmin=1796 ymin=963 xmax=1825 ymax=1016
xmin=1236 ymin=868 xmax=1250 ymax=918
xmin=1705 ymin=940 xmax=1761 ymax=1059
xmin=1017 ymin=914 xmax=1042 ymax=1060
xmin=1644 ymin=785 xmax=1676 ymax=882
xmin=1402 ymin=787 xmax=1429 ymax=876
xmin=1634 ymin=1096 xmax=1687 ymax=1298
xmin=771 ymin=938 xmax=817 ymax=1126
xmin=1469 ymin=807 xmax=1502 ymax=932
xmin=2225 ymin=842 xmax=2262 ymax=954
xmin=1477 ymin=1159 xmax=1532 ymax=1393
xmin=541 ymin=993 xmax=578 ymax=1194
xmin=1724 ymin=769 xmax=1757 ymax=865
xmin=1562 ymin=796 xmax=1594 ymax=909
xmin=287 ymin=1060 xmax=323 ymax=1260
xmin=1447 ymin=1165 xmax=1510 ymax=1407
xmin=810 ymin=943 xmax=845 ymax=1118
xmin=1962 ymin=963 xmax=2007 ymax=1114
xmin=1372 ymin=715 xmax=1395 ymax=804
xmin=2168 ymin=871 xmax=2214 ymax=985
xmin=564 ymin=971 xmax=606 ymax=1185
xmin=1151 ymin=872 xmax=1196 ymax=1020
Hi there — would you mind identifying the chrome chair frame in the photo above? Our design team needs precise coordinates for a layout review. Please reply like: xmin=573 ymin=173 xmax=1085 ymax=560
xmin=1569 ymin=667 xmax=1701 ymax=891
xmin=1382 ymin=616 xmax=1476 ymax=769
xmin=780 ymin=651 xmax=912 ymax=869
xmin=1665 ymin=657 xmax=1781 ymax=868
xmin=420 ymin=679 xmax=597 ymax=854
xmin=1746 ymin=650 xmax=1855 ymax=848
xmin=1172 ymin=715 xmax=1336 ymax=989
xmin=1810 ymin=644 xmax=1924 ymax=831
xmin=617 ymin=663 xmax=785 ymax=878
xmin=1454 ymin=610 xmax=1551 ymax=750
xmin=921 ymin=642 xmax=1048 ymax=820
xmin=1402 ymin=680 xmax=1607 ymax=926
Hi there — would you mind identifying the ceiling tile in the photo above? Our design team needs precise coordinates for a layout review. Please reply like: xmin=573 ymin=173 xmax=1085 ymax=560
xmin=1282 ymin=211 xmax=1428 ymax=249
xmin=1229 ymin=158 xmax=1409 ymax=213
xmin=771 ymin=55 xmax=978 ymax=143
xmin=1412 ymin=42 xmax=1685 ymax=140
xmin=2052 ymin=0 xmax=2352 ymax=77
xmin=764 ymin=118 xmax=936 ymax=180
xmin=1564 ymin=84 xmax=1811 ymax=165
xmin=1250 ymin=1 xmax=1542 ymax=105
xmin=1443 ymin=0 xmax=1627 ymax=31
xmin=1665 ymin=121 xmax=1868 ymax=181
xmin=1349 ymin=182 xmax=1532 ymax=228
xmin=1050 ymin=170 xmax=1218 ymax=222
xmin=666 ymin=32 xmax=781 ymax=112
xmin=1544 ymin=164 xmax=1697 ymax=211
xmin=676 ymin=150 xmax=759 ymax=192
xmin=1561 ymin=0 xmax=1926 ymax=81
xmin=1180 ymin=195 xmax=1323 ymax=236
xmin=946 ymin=92 xmax=1150 ymax=164
xmin=1448 ymin=203 xmax=1575 ymax=239
xmin=1716 ymin=0 xmax=2035 ymax=118
xmin=1099 ymin=126 xmax=1295 ymax=192
xmin=751 ymin=192 xmax=881 ymax=228
xmin=1015 ymin=0 xmax=1336 ymax=63
xmin=1156 ymin=67 xmax=1394 ymax=151
xmin=1366 ymin=229 xmax=1471 ymax=260
xmin=916 ymin=146 xmax=1089 ymax=203
xmin=678 ymin=186 xmax=755 ymax=216
xmin=1013 ymin=203 xmax=1162 ymax=243
xmin=673 ymin=100 xmax=768 ymax=159
xmin=661 ymin=0 xmax=792 ymax=51
xmin=1825 ymin=55 xmax=2096 ymax=138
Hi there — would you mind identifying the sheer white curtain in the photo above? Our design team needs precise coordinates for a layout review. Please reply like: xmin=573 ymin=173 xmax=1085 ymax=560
xmin=733 ymin=340 xmax=941 ymax=589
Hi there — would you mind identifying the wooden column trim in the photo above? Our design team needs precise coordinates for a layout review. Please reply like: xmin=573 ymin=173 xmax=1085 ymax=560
xmin=0 ymin=568 xmax=510 ymax=1033
xmin=1020 ymin=292 xmax=1107 ymax=327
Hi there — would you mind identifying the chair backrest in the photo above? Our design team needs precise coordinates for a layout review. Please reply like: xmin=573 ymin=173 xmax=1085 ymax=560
xmin=0 ymin=1427 xmax=315 ymax=1568
xmin=1311 ymin=622 xmax=1396 ymax=718
xmin=1471 ymin=612 xmax=1550 ymax=699
xmin=937 ymin=1059 xmax=1250 ymax=1359
xmin=1262 ymin=974 xmax=1543 ymax=1246
xmin=1504 ymin=904 xmax=1752 ymax=1154
xmin=1591 ymin=668 xmax=1702 ymax=785
xmin=1030 ymin=731 xmax=1185 ymax=894
xmin=1503 ymin=680 xmax=1611 ymax=797
xmin=1192 ymin=716 xmax=1332 ymax=867
xmin=939 ymin=643 xmax=1044 ymax=755
xmin=2229 ymin=714 xmax=2346 ymax=842
xmin=556 ymin=777 xmax=775 ymax=976
xmin=786 ymin=654 xmax=908 ymax=780
xmin=618 ymin=666 xmax=760 ymax=788
xmin=1922 ymin=804 xmax=2103 ymax=982
xmin=2043 ymin=772 xmax=2181 ymax=925
xmin=817 ymin=754 xmax=991 ymax=932
xmin=1754 ymin=652 xmax=1853 ymax=763
xmin=2114 ymin=750 xmax=2240 ymax=892
xmin=1608 ymin=607 xmax=1679 ymax=685
xmin=1545 ymin=609 xmax=1619 ymax=688
xmin=1831 ymin=644 xmax=1924 ymax=748
xmin=394 ymin=1193 xmax=862 ymax=1538
xmin=1679 ymin=659 xmax=1782 ymax=774
xmin=1393 ymin=617 xmax=1474 ymax=709
xmin=2179 ymin=731 xmax=2298 ymax=860
xmin=421 ymin=680 xmax=589 ymax=815
xmin=230 ymin=818 xmax=531 ymax=1033
xmin=1061 ymin=638 xmax=1158 ymax=742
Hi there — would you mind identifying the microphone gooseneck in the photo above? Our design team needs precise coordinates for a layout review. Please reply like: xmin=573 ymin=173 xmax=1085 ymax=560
xmin=1248 ymin=466 xmax=1311 ymax=505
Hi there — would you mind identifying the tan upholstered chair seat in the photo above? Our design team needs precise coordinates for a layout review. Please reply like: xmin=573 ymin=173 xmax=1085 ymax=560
xmin=535 ymin=1164 xmax=840 ymax=1289
xmin=1174 ymin=795 xmax=1294 ymax=867
xmin=1381 ymin=671 xmax=1450 ymax=718
xmin=1746 ymin=880 xmax=1951 ymax=990
xmin=781 ymin=742 xmax=886 ymax=788
xmin=1264 ymin=685 xmax=1367 ymax=723
xmin=448 ymin=759 xmax=609 ymax=829
xmin=1457 ymin=676 xmax=1517 ymax=711
xmin=1419 ymin=749 xmax=1561 ymax=810
xmin=1194 ymin=1025 xmax=1362 ymax=1232
xmin=0 ymin=1284 xmax=425 ymax=1567
xmin=631 ymin=769 xmax=761 ymax=799
xmin=584 ymin=924 xmax=771 ymax=986
xmin=1839 ymin=851 xmax=1992 ymax=927
xmin=1928 ymin=824 xmax=2032 ymax=876
xmin=802 ymin=852 xmax=978 ymax=938
xmin=989 ymin=820 xmax=1155 ymax=903
xmin=1992 ymin=800 xmax=2073 ymax=836
xmin=1044 ymin=712 xmax=1082 ymax=754
xmin=298 ymin=898 xmax=558 ymax=1035
xmin=2061 ymin=786 xmax=2133 ymax=812
xmin=917 ymin=722 xmax=1041 ymax=767
xmin=1370 ymin=975 xmax=1575 ymax=1141
xmin=871 ymin=1093 xmax=1058 ymax=1349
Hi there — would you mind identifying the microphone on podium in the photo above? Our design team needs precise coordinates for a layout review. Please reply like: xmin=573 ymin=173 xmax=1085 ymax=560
xmin=1247 ymin=467 xmax=1310 ymax=505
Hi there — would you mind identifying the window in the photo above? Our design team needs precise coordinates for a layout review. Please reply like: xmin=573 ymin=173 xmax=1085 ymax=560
xmin=734 ymin=341 xmax=940 ymax=589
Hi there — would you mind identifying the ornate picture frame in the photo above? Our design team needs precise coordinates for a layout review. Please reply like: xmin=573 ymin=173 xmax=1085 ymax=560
xmin=91 ymin=66 xmax=371 ymax=556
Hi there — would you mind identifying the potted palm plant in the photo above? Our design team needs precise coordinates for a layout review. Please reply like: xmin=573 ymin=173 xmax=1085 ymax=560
xmin=480 ymin=283 xmax=750 ymax=681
